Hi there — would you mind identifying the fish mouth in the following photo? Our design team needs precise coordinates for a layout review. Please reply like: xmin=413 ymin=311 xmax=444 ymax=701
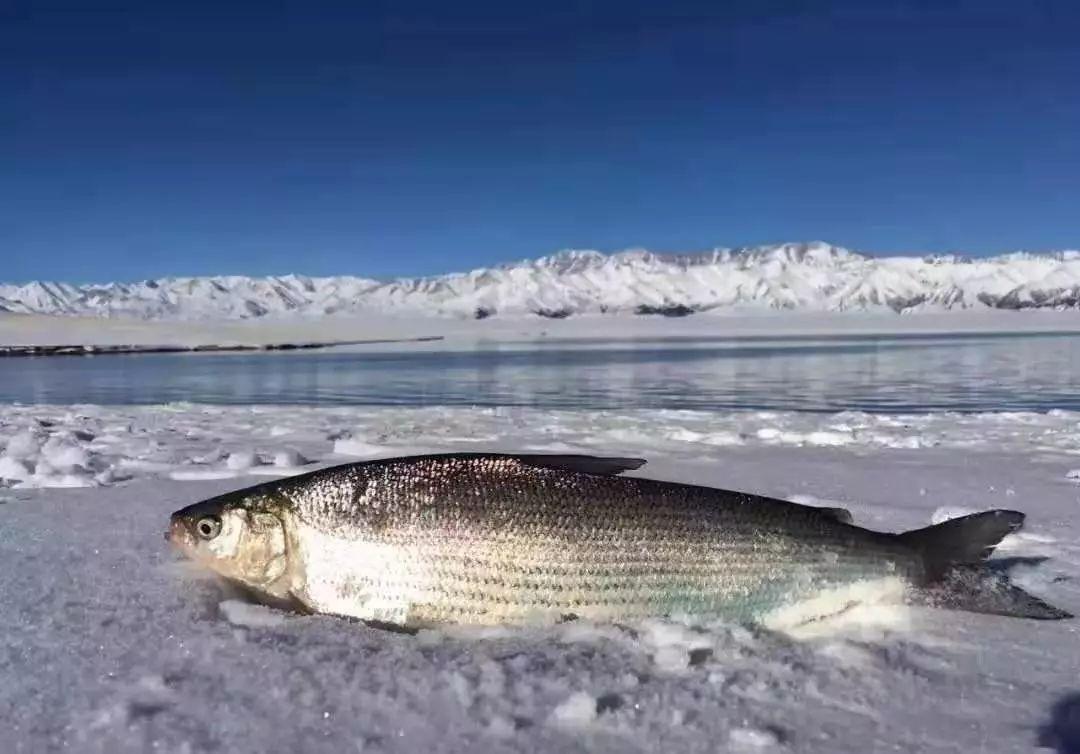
xmin=165 ymin=516 xmax=195 ymax=554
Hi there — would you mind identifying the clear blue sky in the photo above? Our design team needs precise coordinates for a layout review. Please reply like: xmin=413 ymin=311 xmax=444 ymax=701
xmin=3 ymin=0 xmax=1078 ymax=282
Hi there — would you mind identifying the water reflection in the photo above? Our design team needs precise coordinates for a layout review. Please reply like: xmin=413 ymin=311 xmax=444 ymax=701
xmin=0 ymin=334 xmax=1077 ymax=412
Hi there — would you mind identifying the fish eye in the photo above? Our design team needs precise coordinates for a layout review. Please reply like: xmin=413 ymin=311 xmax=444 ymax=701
xmin=196 ymin=515 xmax=222 ymax=540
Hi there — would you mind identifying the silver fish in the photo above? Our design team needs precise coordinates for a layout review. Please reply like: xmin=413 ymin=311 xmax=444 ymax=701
xmin=167 ymin=453 xmax=1069 ymax=627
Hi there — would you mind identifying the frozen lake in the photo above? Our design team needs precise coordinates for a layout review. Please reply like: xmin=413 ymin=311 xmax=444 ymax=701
xmin=1 ymin=331 xmax=1078 ymax=412
xmin=3 ymin=331 xmax=1080 ymax=753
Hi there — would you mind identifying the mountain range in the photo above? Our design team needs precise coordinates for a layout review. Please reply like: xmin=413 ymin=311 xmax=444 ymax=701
xmin=3 ymin=242 xmax=1079 ymax=320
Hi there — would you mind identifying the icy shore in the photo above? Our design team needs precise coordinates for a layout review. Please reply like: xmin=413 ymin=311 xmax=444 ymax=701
xmin=2 ymin=309 xmax=1080 ymax=355
xmin=2 ymin=404 xmax=1080 ymax=490
xmin=2 ymin=404 xmax=1079 ymax=752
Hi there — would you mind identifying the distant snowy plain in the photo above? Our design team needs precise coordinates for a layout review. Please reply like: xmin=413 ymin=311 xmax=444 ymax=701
xmin=3 ymin=404 xmax=1080 ymax=753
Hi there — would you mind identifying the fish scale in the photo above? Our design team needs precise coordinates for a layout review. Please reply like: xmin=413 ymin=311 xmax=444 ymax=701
xmin=273 ymin=455 xmax=919 ymax=625
xmin=170 ymin=452 xmax=1069 ymax=626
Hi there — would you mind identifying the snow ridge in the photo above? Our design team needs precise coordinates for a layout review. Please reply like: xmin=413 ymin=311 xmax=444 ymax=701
xmin=3 ymin=241 xmax=1080 ymax=320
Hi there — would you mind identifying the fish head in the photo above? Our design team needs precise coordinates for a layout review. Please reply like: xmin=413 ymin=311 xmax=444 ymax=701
xmin=168 ymin=489 xmax=290 ymax=595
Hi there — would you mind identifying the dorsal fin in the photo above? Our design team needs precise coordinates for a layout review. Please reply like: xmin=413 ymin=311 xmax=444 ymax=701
xmin=513 ymin=454 xmax=646 ymax=476
xmin=815 ymin=506 xmax=854 ymax=524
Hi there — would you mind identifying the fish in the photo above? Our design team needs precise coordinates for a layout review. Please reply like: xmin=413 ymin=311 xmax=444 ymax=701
xmin=167 ymin=452 xmax=1071 ymax=628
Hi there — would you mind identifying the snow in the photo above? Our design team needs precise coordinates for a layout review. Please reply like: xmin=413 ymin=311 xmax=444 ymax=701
xmin=218 ymin=599 xmax=289 ymax=628
xmin=3 ymin=242 xmax=1080 ymax=322
xmin=3 ymin=404 xmax=1080 ymax=490
xmin=3 ymin=403 xmax=1080 ymax=752
xmin=0 ymin=455 xmax=31 ymax=481
xmin=332 ymin=437 xmax=394 ymax=458
xmin=548 ymin=691 xmax=598 ymax=729
xmin=272 ymin=448 xmax=310 ymax=469
xmin=224 ymin=450 xmax=259 ymax=471
xmin=729 ymin=726 xmax=783 ymax=749
xmin=3 ymin=307 xmax=1080 ymax=358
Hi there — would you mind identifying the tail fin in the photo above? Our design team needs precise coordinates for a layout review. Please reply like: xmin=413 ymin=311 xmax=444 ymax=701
xmin=898 ymin=509 xmax=1025 ymax=581
xmin=899 ymin=510 xmax=1072 ymax=620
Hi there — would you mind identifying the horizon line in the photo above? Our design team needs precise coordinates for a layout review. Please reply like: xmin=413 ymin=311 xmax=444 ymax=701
xmin=4 ymin=240 xmax=1080 ymax=288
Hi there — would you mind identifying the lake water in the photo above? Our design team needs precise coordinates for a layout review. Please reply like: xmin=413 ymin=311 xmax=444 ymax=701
xmin=1 ymin=333 xmax=1077 ymax=413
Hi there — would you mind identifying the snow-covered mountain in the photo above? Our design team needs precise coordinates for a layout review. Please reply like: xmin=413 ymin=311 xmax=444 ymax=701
xmin=3 ymin=242 xmax=1080 ymax=320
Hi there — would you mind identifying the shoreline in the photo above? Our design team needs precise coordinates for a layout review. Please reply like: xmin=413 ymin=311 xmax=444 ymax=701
xmin=0 ymin=335 xmax=444 ymax=358
xmin=2 ymin=309 xmax=1079 ymax=354
xmin=4 ymin=328 xmax=1079 ymax=359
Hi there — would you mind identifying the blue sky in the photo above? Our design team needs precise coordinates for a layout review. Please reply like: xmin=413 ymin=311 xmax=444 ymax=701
xmin=3 ymin=0 xmax=1078 ymax=282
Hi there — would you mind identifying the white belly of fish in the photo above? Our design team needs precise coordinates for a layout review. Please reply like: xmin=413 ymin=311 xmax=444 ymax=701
xmin=761 ymin=575 xmax=910 ymax=637
xmin=288 ymin=524 xmax=433 ymax=623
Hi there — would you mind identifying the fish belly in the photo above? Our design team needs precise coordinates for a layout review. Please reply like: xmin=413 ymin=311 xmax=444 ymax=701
xmin=288 ymin=521 xmax=912 ymax=626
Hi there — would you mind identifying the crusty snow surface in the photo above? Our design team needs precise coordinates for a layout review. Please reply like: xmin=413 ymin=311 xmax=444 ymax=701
xmin=3 ymin=405 xmax=1080 ymax=753
xmin=3 ymin=242 xmax=1080 ymax=320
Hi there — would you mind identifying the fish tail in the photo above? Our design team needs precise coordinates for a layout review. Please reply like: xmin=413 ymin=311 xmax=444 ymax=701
xmin=899 ymin=510 xmax=1072 ymax=620
xmin=899 ymin=509 xmax=1024 ymax=578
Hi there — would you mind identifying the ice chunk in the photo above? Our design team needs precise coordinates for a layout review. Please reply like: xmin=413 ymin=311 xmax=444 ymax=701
xmin=637 ymin=619 xmax=714 ymax=673
xmin=94 ymin=468 xmax=126 ymax=485
xmin=273 ymin=448 xmax=310 ymax=467
xmin=548 ymin=691 xmax=596 ymax=729
xmin=32 ymin=472 xmax=96 ymax=489
xmin=0 ymin=456 xmax=31 ymax=482
xmin=40 ymin=438 xmax=91 ymax=472
xmin=755 ymin=427 xmax=805 ymax=444
xmin=4 ymin=432 xmax=40 ymax=461
xmin=805 ymin=430 xmax=852 ymax=447
xmin=225 ymin=450 xmax=260 ymax=471
xmin=191 ymin=448 xmax=227 ymax=464
xmin=333 ymin=438 xmax=390 ymax=457
xmin=670 ymin=428 xmax=744 ymax=446
xmin=219 ymin=599 xmax=288 ymax=628
xmin=729 ymin=726 xmax=781 ymax=748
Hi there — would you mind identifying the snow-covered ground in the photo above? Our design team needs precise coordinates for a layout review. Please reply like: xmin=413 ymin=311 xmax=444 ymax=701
xmin=4 ymin=242 xmax=1080 ymax=319
xmin=2 ymin=308 xmax=1080 ymax=352
xmin=2 ymin=404 xmax=1080 ymax=752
